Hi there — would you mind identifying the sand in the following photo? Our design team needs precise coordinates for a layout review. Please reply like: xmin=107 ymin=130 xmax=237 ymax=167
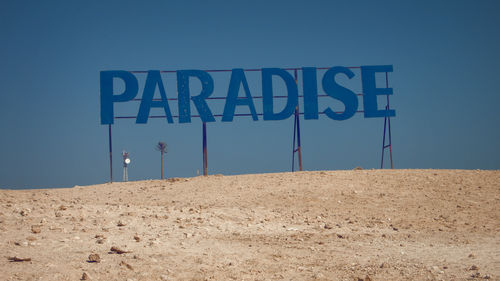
xmin=0 ymin=169 xmax=499 ymax=281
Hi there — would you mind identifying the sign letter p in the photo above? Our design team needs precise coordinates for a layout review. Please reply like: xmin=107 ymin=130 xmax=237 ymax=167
xmin=100 ymin=71 xmax=138 ymax=124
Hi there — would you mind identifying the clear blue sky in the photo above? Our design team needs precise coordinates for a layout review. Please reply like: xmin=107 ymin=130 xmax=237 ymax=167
xmin=1 ymin=0 xmax=499 ymax=189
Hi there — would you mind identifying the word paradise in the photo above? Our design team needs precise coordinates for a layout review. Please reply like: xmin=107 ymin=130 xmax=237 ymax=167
xmin=100 ymin=65 xmax=394 ymax=124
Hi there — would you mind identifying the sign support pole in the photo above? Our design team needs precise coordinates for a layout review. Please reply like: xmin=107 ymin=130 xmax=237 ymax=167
xmin=297 ymin=109 xmax=303 ymax=171
xmin=292 ymin=69 xmax=303 ymax=172
xmin=108 ymin=124 xmax=113 ymax=182
xmin=203 ymin=122 xmax=208 ymax=176
xmin=380 ymin=72 xmax=394 ymax=169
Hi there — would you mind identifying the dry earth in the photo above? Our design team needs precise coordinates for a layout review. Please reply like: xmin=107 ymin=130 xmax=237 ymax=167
xmin=0 ymin=169 xmax=499 ymax=281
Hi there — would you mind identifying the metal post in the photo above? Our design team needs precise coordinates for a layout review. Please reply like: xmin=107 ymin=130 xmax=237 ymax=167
xmin=387 ymin=98 xmax=394 ymax=169
xmin=380 ymin=72 xmax=394 ymax=169
xmin=108 ymin=124 xmax=113 ymax=183
xmin=291 ymin=69 xmax=303 ymax=172
xmin=203 ymin=122 xmax=208 ymax=176
xmin=292 ymin=112 xmax=297 ymax=172
xmin=296 ymin=107 xmax=303 ymax=171
xmin=381 ymin=111 xmax=388 ymax=169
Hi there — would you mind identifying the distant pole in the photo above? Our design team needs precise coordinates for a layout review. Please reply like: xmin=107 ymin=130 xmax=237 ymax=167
xmin=161 ymin=150 xmax=164 ymax=179
xmin=386 ymin=72 xmax=394 ymax=169
xmin=291 ymin=69 xmax=303 ymax=172
xmin=108 ymin=124 xmax=113 ymax=183
xmin=296 ymin=107 xmax=303 ymax=171
xmin=203 ymin=122 xmax=208 ymax=176
xmin=292 ymin=113 xmax=296 ymax=172
xmin=380 ymin=72 xmax=394 ymax=169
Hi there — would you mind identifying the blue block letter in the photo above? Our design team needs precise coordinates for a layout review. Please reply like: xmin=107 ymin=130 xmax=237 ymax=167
xmin=177 ymin=70 xmax=215 ymax=123
xmin=222 ymin=69 xmax=258 ymax=122
xmin=302 ymin=67 xmax=318 ymax=120
xmin=361 ymin=65 xmax=395 ymax=118
xmin=136 ymin=71 xmax=174 ymax=124
xmin=100 ymin=71 xmax=138 ymax=124
xmin=262 ymin=68 xmax=298 ymax=121
xmin=322 ymin=67 xmax=358 ymax=121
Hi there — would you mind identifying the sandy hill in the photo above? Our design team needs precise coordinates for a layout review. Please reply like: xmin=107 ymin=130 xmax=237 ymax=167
xmin=0 ymin=169 xmax=499 ymax=281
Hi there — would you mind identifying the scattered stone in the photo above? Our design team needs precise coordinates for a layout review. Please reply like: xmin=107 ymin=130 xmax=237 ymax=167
xmin=117 ymin=220 xmax=127 ymax=227
xmin=8 ymin=256 xmax=31 ymax=262
xmin=31 ymin=225 xmax=41 ymax=234
xmin=120 ymin=261 xmax=134 ymax=270
xmin=167 ymin=177 xmax=182 ymax=183
xmin=336 ymin=234 xmax=344 ymax=239
xmin=110 ymin=246 xmax=131 ymax=254
xmin=134 ymin=235 xmax=141 ymax=242
xmin=324 ymin=224 xmax=332 ymax=229
xmin=55 ymin=211 xmax=62 ymax=217
xmin=312 ymin=272 xmax=325 ymax=279
xmin=483 ymin=275 xmax=491 ymax=279
xmin=59 ymin=205 xmax=67 ymax=210
xmin=20 ymin=209 xmax=31 ymax=216
xmin=88 ymin=253 xmax=101 ymax=263
xmin=353 ymin=166 xmax=363 ymax=170
xmin=469 ymin=253 xmax=476 ymax=258
xmin=470 ymin=265 xmax=479 ymax=271
xmin=96 ymin=239 xmax=105 ymax=244
xmin=81 ymin=272 xmax=90 ymax=280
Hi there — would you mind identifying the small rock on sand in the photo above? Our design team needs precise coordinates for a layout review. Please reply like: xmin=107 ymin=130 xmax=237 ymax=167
xmin=8 ymin=256 xmax=31 ymax=262
xmin=110 ymin=246 xmax=130 ymax=254
xmin=88 ymin=253 xmax=101 ymax=263
xmin=20 ymin=209 xmax=31 ymax=216
xmin=120 ymin=261 xmax=134 ymax=270
xmin=31 ymin=225 xmax=41 ymax=234
xmin=469 ymin=265 xmax=479 ymax=270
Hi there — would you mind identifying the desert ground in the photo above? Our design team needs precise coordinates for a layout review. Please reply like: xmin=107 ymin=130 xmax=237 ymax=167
xmin=0 ymin=169 xmax=499 ymax=281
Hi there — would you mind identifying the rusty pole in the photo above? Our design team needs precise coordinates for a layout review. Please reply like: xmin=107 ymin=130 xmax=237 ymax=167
xmin=295 ymin=70 xmax=303 ymax=171
xmin=108 ymin=124 xmax=113 ymax=183
xmin=386 ymin=72 xmax=394 ymax=169
xmin=381 ymin=72 xmax=394 ymax=169
xmin=203 ymin=122 xmax=207 ymax=176
xmin=296 ymin=108 xmax=303 ymax=171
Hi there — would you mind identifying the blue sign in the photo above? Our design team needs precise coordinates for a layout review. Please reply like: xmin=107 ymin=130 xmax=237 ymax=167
xmin=100 ymin=65 xmax=394 ymax=124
